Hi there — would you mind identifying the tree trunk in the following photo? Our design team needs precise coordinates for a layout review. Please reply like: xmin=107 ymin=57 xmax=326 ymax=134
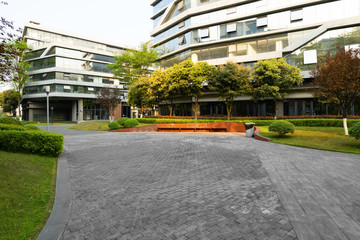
xmin=226 ymin=101 xmax=232 ymax=121
xmin=342 ymin=105 xmax=349 ymax=136
xmin=274 ymin=100 xmax=278 ymax=120
xmin=18 ymin=99 xmax=21 ymax=119
xmin=192 ymin=98 xmax=200 ymax=120
xmin=168 ymin=104 xmax=173 ymax=117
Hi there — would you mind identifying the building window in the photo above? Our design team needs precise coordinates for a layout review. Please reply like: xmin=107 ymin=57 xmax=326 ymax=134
xmin=291 ymin=9 xmax=303 ymax=22
xmin=303 ymin=50 xmax=317 ymax=64
xmin=88 ymin=87 xmax=94 ymax=92
xmin=226 ymin=22 xmax=237 ymax=33
xmin=63 ymin=73 xmax=71 ymax=80
xmin=227 ymin=7 xmax=236 ymax=15
xmin=256 ymin=16 xmax=267 ymax=28
xmin=199 ymin=28 xmax=209 ymax=38
xmin=178 ymin=21 xmax=185 ymax=28
xmin=64 ymin=85 xmax=71 ymax=92
xmin=228 ymin=44 xmax=237 ymax=53
xmin=178 ymin=35 xmax=186 ymax=45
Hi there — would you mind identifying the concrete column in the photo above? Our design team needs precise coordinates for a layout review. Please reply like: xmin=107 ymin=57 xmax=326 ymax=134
xmin=215 ymin=105 xmax=218 ymax=117
xmin=326 ymin=104 xmax=329 ymax=115
xmin=310 ymin=100 xmax=314 ymax=115
xmin=302 ymin=101 xmax=306 ymax=115
xmin=246 ymin=103 xmax=250 ymax=116
xmin=294 ymin=101 xmax=298 ymax=115
xmin=29 ymin=109 xmax=34 ymax=122
xmin=78 ymin=99 xmax=84 ymax=122
xmin=72 ymin=101 xmax=77 ymax=122
xmin=351 ymin=104 xmax=355 ymax=115
xmin=276 ymin=101 xmax=284 ymax=117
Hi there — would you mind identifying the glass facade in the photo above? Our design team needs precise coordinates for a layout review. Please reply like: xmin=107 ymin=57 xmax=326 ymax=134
xmin=24 ymin=28 xmax=125 ymax=54
xmin=286 ymin=26 xmax=360 ymax=71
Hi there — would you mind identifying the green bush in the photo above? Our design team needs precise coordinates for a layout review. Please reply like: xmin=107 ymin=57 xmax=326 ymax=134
xmin=0 ymin=130 xmax=64 ymax=156
xmin=0 ymin=123 xmax=25 ymax=131
xmin=123 ymin=119 xmax=139 ymax=128
xmin=137 ymin=118 xmax=156 ymax=124
xmin=349 ymin=122 xmax=360 ymax=140
xmin=0 ymin=117 xmax=22 ymax=126
xmin=268 ymin=120 xmax=295 ymax=136
xmin=24 ymin=125 xmax=41 ymax=131
xmin=108 ymin=121 xmax=120 ymax=130
xmin=117 ymin=117 xmax=130 ymax=126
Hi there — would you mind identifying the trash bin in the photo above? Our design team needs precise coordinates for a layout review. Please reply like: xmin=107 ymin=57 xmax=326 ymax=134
xmin=244 ymin=123 xmax=255 ymax=138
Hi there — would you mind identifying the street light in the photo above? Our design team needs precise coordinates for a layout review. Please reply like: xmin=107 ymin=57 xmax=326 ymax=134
xmin=45 ymin=86 xmax=50 ymax=131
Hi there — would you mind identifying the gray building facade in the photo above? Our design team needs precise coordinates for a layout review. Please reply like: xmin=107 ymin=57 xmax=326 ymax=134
xmin=22 ymin=22 xmax=130 ymax=122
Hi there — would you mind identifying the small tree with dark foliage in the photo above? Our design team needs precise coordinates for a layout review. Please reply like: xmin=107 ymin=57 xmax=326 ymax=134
xmin=96 ymin=87 xmax=122 ymax=121
xmin=312 ymin=47 xmax=360 ymax=135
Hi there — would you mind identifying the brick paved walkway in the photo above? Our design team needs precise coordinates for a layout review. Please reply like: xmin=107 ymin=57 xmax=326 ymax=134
xmin=59 ymin=132 xmax=296 ymax=240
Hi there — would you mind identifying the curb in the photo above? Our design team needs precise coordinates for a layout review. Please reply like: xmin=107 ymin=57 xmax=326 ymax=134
xmin=37 ymin=146 xmax=72 ymax=240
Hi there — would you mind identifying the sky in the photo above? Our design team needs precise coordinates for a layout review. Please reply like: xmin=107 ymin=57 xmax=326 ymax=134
xmin=1 ymin=0 xmax=154 ymax=91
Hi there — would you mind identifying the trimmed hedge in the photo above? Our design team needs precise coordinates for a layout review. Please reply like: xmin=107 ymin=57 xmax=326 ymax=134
xmin=0 ymin=124 xmax=25 ymax=131
xmin=349 ymin=122 xmax=360 ymax=140
xmin=123 ymin=119 xmax=139 ymax=128
xmin=0 ymin=117 xmax=22 ymax=126
xmin=117 ymin=117 xmax=130 ymax=126
xmin=0 ymin=130 xmax=64 ymax=156
xmin=24 ymin=125 xmax=41 ymax=131
xmin=108 ymin=121 xmax=120 ymax=130
xmin=137 ymin=118 xmax=360 ymax=127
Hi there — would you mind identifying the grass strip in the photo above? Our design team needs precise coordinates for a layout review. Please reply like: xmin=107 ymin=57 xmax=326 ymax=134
xmin=258 ymin=126 xmax=360 ymax=154
xmin=0 ymin=151 xmax=57 ymax=239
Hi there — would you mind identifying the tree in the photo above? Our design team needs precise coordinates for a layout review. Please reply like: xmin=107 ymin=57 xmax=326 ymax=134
xmin=250 ymin=58 xmax=303 ymax=117
xmin=96 ymin=87 xmax=122 ymax=121
xmin=209 ymin=61 xmax=251 ymax=120
xmin=107 ymin=42 xmax=159 ymax=84
xmin=127 ymin=76 xmax=152 ymax=116
xmin=167 ymin=59 xmax=216 ymax=120
xmin=0 ymin=2 xmax=24 ymax=82
xmin=311 ymin=47 xmax=360 ymax=135
xmin=0 ymin=89 xmax=20 ymax=116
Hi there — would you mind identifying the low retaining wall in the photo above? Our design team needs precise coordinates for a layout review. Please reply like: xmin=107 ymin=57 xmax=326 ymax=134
xmin=109 ymin=122 xmax=246 ymax=133
xmin=254 ymin=126 xmax=271 ymax=142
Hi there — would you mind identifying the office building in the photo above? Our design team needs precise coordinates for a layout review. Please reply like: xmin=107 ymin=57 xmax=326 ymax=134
xmin=22 ymin=22 xmax=130 ymax=122
xmin=150 ymin=0 xmax=360 ymax=116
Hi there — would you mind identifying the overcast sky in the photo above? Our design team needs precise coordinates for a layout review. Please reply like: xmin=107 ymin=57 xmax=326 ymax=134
xmin=2 ymin=0 xmax=153 ymax=47
xmin=1 ymin=0 xmax=154 ymax=90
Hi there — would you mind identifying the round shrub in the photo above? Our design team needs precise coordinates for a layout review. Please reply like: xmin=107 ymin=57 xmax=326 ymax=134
xmin=268 ymin=120 xmax=295 ymax=136
xmin=349 ymin=122 xmax=360 ymax=140
xmin=108 ymin=121 xmax=120 ymax=130
xmin=24 ymin=125 xmax=41 ymax=131
xmin=117 ymin=117 xmax=130 ymax=126
xmin=123 ymin=119 xmax=139 ymax=128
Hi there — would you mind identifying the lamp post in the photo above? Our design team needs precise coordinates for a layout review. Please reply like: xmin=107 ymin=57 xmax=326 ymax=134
xmin=45 ymin=86 xmax=50 ymax=131
xmin=51 ymin=106 xmax=54 ymax=125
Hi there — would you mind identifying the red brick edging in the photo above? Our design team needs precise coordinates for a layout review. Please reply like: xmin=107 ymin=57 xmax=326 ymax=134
xmin=254 ymin=126 xmax=271 ymax=142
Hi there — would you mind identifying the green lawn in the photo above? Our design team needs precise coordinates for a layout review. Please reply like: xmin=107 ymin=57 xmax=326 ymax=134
xmin=0 ymin=151 xmax=57 ymax=239
xmin=68 ymin=120 xmax=154 ymax=131
xmin=33 ymin=121 xmax=77 ymax=126
xmin=258 ymin=126 xmax=360 ymax=154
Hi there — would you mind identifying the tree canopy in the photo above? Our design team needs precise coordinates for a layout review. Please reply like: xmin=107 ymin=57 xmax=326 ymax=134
xmin=210 ymin=61 xmax=251 ymax=120
xmin=250 ymin=58 xmax=303 ymax=116
xmin=96 ymin=87 xmax=123 ymax=121
xmin=312 ymin=47 xmax=360 ymax=135
xmin=107 ymin=42 xmax=159 ymax=84
xmin=0 ymin=89 xmax=20 ymax=116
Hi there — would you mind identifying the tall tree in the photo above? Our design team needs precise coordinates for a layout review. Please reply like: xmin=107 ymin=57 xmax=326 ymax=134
xmin=96 ymin=87 xmax=122 ymax=121
xmin=0 ymin=89 xmax=20 ymax=116
xmin=127 ymin=76 xmax=152 ymax=116
xmin=250 ymin=58 xmax=303 ymax=117
xmin=0 ymin=2 xmax=24 ymax=82
xmin=209 ymin=61 xmax=251 ymax=120
xmin=312 ymin=47 xmax=360 ymax=135
xmin=107 ymin=42 xmax=159 ymax=84
xmin=167 ymin=59 xmax=216 ymax=119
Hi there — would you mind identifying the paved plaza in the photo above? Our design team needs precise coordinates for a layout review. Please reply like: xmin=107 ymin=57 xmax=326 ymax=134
xmin=38 ymin=126 xmax=360 ymax=240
